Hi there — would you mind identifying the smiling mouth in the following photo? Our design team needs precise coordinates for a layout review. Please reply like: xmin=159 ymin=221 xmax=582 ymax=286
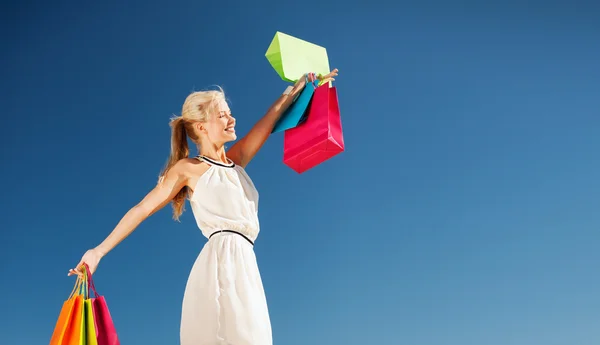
xmin=225 ymin=127 xmax=235 ymax=133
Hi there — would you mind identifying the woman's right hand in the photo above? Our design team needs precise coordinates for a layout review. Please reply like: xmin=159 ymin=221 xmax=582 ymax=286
xmin=68 ymin=248 xmax=104 ymax=277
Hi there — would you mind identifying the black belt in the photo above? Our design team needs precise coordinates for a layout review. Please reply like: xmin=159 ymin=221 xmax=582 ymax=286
xmin=209 ymin=230 xmax=254 ymax=246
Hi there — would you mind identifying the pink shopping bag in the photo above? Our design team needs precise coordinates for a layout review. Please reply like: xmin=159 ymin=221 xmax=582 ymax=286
xmin=283 ymin=82 xmax=344 ymax=173
xmin=84 ymin=264 xmax=120 ymax=345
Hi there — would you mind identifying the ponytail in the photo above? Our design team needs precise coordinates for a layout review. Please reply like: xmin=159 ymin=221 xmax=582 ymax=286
xmin=159 ymin=116 xmax=190 ymax=221
xmin=159 ymin=88 xmax=223 ymax=221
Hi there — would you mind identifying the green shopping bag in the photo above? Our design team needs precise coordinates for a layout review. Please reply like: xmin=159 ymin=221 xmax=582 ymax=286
xmin=265 ymin=31 xmax=330 ymax=83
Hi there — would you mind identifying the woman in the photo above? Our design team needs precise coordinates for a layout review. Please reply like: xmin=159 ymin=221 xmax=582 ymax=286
xmin=68 ymin=69 xmax=339 ymax=345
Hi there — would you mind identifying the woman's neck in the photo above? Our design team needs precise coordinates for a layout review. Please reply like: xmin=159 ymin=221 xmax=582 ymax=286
xmin=198 ymin=145 xmax=228 ymax=164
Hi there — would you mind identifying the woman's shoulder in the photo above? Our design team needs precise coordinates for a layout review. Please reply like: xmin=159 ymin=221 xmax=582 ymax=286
xmin=160 ymin=157 xmax=209 ymax=181
xmin=174 ymin=157 xmax=212 ymax=181
xmin=175 ymin=156 xmax=209 ymax=170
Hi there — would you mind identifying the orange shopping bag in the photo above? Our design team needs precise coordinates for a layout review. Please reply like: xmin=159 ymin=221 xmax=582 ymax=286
xmin=49 ymin=272 xmax=86 ymax=345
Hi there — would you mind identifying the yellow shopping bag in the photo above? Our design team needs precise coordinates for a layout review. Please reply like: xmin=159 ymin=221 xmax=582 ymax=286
xmin=79 ymin=265 xmax=99 ymax=345
xmin=84 ymin=293 xmax=99 ymax=344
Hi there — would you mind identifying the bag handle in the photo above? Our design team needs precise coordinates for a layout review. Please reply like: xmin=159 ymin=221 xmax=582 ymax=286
xmin=83 ymin=263 xmax=100 ymax=298
xmin=67 ymin=275 xmax=84 ymax=299
xmin=67 ymin=267 xmax=89 ymax=299
xmin=301 ymin=72 xmax=319 ymax=89
xmin=81 ymin=265 xmax=90 ymax=298
xmin=310 ymin=73 xmax=320 ymax=88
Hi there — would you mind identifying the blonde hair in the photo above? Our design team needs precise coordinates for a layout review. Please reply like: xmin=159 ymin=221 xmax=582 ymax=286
xmin=159 ymin=87 xmax=226 ymax=221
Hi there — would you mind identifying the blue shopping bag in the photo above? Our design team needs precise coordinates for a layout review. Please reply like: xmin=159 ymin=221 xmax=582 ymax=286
xmin=271 ymin=76 xmax=319 ymax=133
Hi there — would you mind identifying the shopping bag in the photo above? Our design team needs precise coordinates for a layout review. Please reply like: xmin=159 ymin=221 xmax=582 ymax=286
xmin=84 ymin=264 xmax=120 ymax=345
xmin=283 ymin=82 xmax=344 ymax=173
xmin=84 ymin=299 xmax=99 ymax=345
xmin=49 ymin=275 xmax=86 ymax=345
xmin=272 ymin=76 xmax=319 ymax=133
xmin=265 ymin=31 xmax=330 ymax=83
xmin=82 ymin=265 xmax=99 ymax=345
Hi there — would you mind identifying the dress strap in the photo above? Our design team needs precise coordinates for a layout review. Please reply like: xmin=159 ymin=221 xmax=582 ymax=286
xmin=196 ymin=155 xmax=235 ymax=168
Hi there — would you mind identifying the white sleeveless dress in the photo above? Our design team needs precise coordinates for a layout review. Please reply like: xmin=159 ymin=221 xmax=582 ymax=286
xmin=180 ymin=155 xmax=272 ymax=345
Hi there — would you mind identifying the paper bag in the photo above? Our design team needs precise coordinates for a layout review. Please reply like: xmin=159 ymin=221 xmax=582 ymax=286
xmin=49 ymin=276 xmax=86 ymax=345
xmin=265 ymin=31 xmax=330 ymax=82
xmin=283 ymin=82 xmax=344 ymax=173
xmin=272 ymin=76 xmax=319 ymax=133
xmin=85 ymin=264 xmax=120 ymax=345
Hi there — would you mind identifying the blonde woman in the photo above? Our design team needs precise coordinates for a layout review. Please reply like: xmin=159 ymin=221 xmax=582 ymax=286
xmin=68 ymin=69 xmax=339 ymax=345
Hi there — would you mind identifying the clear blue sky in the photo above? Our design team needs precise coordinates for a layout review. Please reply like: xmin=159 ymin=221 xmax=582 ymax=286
xmin=2 ymin=1 xmax=600 ymax=344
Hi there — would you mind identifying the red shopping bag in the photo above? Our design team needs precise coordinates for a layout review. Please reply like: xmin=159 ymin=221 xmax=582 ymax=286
xmin=283 ymin=82 xmax=344 ymax=173
xmin=84 ymin=264 xmax=120 ymax=345
xmin=49 ymin=275 xmax=86 ymax=345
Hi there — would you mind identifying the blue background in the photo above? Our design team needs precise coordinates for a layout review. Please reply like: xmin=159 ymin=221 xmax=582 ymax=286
xmin=2 ymin=1 xmax=600 ymax=344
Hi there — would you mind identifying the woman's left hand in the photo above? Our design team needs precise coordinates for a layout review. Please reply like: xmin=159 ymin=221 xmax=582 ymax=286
xmin=314 ymin=68 xmax=339 ymax=84
xmin=294 ymin=68 xmax=339 ymax=89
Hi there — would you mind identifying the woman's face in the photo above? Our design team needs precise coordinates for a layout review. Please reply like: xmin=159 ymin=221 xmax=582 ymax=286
xmin=200 ymin=99 xmax=237 ymax=144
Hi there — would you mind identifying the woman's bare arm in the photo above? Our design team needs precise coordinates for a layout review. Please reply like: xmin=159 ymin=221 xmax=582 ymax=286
xmin=69 ymin=159 xmax=189 ymax=276
xmin=227 ymin=82 xmax=306 ymax=167
xmin=96 ymin=163 xmax=187 ymax=254
xmin=227 ymin=69 xmax=338 ymax=168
